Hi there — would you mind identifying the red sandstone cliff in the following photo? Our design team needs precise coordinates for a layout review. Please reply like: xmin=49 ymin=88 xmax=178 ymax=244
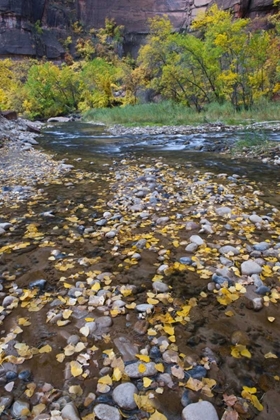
xmin=0 ymin=0 xmax=276 ymax=59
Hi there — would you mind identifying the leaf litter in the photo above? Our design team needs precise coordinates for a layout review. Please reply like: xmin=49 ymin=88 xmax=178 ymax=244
xmin=0 ymin=155 xmax=279 ymax=419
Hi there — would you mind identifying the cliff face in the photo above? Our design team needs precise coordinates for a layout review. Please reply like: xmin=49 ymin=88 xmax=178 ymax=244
xmin=0 ymin=0 xmax=276 ymax=59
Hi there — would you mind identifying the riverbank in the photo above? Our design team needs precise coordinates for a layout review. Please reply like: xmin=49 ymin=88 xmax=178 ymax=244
xmin=0 ymin=116 xmax=73 ymax=206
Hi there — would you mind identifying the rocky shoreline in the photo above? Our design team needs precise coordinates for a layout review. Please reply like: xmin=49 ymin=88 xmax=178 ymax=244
xmin=0 ymin=116 xmax=73 ymax=205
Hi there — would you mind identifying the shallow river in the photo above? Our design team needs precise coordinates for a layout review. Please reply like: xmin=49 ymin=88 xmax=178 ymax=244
xmin=1 ymin=122 xmax=280 ymax=420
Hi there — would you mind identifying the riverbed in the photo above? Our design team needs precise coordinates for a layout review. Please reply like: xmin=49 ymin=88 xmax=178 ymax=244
xmin=0 ymin=122 xmax=279 ymax=420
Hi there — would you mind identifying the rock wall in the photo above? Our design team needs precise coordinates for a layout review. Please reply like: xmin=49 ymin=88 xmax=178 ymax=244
xmin=0 ymin=0 xmax=276 ymax=59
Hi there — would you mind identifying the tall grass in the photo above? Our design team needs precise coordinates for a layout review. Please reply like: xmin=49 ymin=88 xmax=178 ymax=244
xmin=83 ymin=99 xmax=280 ymax=127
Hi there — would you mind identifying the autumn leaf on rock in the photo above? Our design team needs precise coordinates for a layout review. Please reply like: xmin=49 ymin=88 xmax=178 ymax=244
xmin=70 ymin=361 xmax=83 ymax=377
xmin=134 ymin=394 xmax=155 ymax=413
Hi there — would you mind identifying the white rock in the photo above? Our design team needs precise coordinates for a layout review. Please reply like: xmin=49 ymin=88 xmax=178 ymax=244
xmin=241 ymin=260 xmax=262 ymax=275
xmin=182 ymin=401 xmax=219 ymax=420
xmin=136 ymin=304 xmax=154 ymax=313
xmin=112 ymin=383 xmax=137 ymax=409
xmin=249 ymin=214 xmax=263 ymax=224
xmin=61 ymin=402 xmax=81 ymax=420
xmin=189 ymin=235 xmax=204 ymax=246
xmin=105 ymin=230 xmax=117 ymax=239
xmin=11 ymin=401 xmax=30 ymax=418
xmin=152 ymin=282 xmax=169 ymax=293
xmin=124 ymin=361 xmax=157 ymax=378
xmin=219 ymin=245 xmax=240 ymax=255
xmin=94 ymin=404 xmax=121 ymax=420
xmin=215 ymin=206 xmax=232 ymax=216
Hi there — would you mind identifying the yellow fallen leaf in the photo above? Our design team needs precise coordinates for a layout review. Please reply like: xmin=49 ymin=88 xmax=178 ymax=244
xmin=264 ymin=352 xmax=278 ymax=359
xmin=69 ymin=385 xmax=83 ymax=396
xmin=163 ymin=324 xmax=174 ymax=336
xmin=32 ymin=404 xmax=46 ymax=416
xmin=80 ymin=326 xmax=90 ymax=337
xmin=18 ymin=317 xmax=31 ymax=326
xmin=225 ymin=311 xmax=234 ymax=317
xmin=70 ymin=361 xmax=83 ymax=377
xmin=147 ymin=298 xmax=159 ymax=305
xmin=56 ymin=353 xmax=65 ymax=363
xmin=143 ymin=377 xmax=153 ymax=387
xmin=150 ymin=410 xmax=167 ymax=420
xmin=38 ymin=344 xmax=52 ymax=354
xmin=138 ymin=363 xmax=147 ymax=373
xmin=113 ymin=367 xmax=122 ymax=381
xmin=267 ymin=317 xmax=275 ymax=322
xmin=98 ymin=375 xmax=112 ymax=386
xmin=186 ymin=377 xmax=204 ymax=391
xmin=155 ymin=363 xmax=165 ymax=372
xmin=63 ymin=309 xmax=72 ymax=319
xmin=136 ymin=354 xmax=150 ymax=363
xmin=134 ymin=394 xmax=155 ymax=413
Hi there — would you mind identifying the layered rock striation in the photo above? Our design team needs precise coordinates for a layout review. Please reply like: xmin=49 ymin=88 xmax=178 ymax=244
xmin=0 ymin=0 xmax=276 ymax=59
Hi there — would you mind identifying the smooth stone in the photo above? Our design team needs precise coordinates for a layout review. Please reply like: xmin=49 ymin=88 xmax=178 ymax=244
xmin=182 ymin=401 xmax=219 ymax=420
xmin=96 ymin=219 xmax=107 ymax=226
xmin=135 ymin=239 xmax=147 ymax=249
xmin=2 ymin=296 xmax=17 ymax=308
xmin=0 ymin=223 xmax=12 ymax=230
xmin=189 ymin=235 xmax=204 ymax=245
xmin=185 ymin=221 xmax=199 ymax=231
xmin=253 ymin=242 xmax=270 ymax=252
xmin=112 ymin=300 xmax=126 ymax=309
xmin=133 ymin=320 xmax=148 ymax=335
xmin=158 ymin=373 xmax=174 ymax=388
xmin=0 ymin=395 xmax=13 ymax=409
xmin=215 ymin=206 xmax=232 ymax=216
xmin=95 ymin=316 xmax=112 ymax=328
xmin=152 ymin=282 xmax=169 ymax=293
xmin=112 ymin=383 xmax=137 ymax=410
xmin=131 ymin=253 xmax=141 ymax=260
xmin=180 ymin=257 xmax=193 ymax=265
xmin=220 ymin=256 xmax=233 ymax=267
xmin=241 ymin=260 xmax=262 ymax=275
xmin=61 ymin=402 xmax=81 ymax=420
xmin=124 ymin=361 xmax=157 ymax=378
xmin=157 ymin=264 xmax=169 ymax=274
xmin=256 ymin=286 xmax=270 ymax=295
xmin=249 ymin=214 xmax=263 ymax=224
xmin=181 ymin=390 xmax=192 ymax=407
xmin=94 ymin=404 xmax=121 ymax=420
xmin=29 ymin=279 xmax=46 ymax=290
xmin=185 ymin=243 xmax=198 ymax=253
xmin=105 ymin=231 xmax=117 ymax=239
xmin=185 ymin=366 xmax=207 ymax=380
xmin=162 ymin=350 xmax=180 ymax=364
xmin=113 ymin=337 xmax=138 ymax=362
xmin=156 ymin=216 xmax=169 ymax=225
xmin=11 ymin=400 xmax=30 ymax=418
xmin=136 ymin=304 xmax=154 ymax=313
xmin=251 ymin=274 xmax=264 ymax=288
xmin=219 ymin=245 xmax=240 ymax=255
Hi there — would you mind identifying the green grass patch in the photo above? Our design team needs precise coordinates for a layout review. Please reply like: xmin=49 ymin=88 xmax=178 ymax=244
xmin=83 ymin=99 xmax=280 ymax=127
